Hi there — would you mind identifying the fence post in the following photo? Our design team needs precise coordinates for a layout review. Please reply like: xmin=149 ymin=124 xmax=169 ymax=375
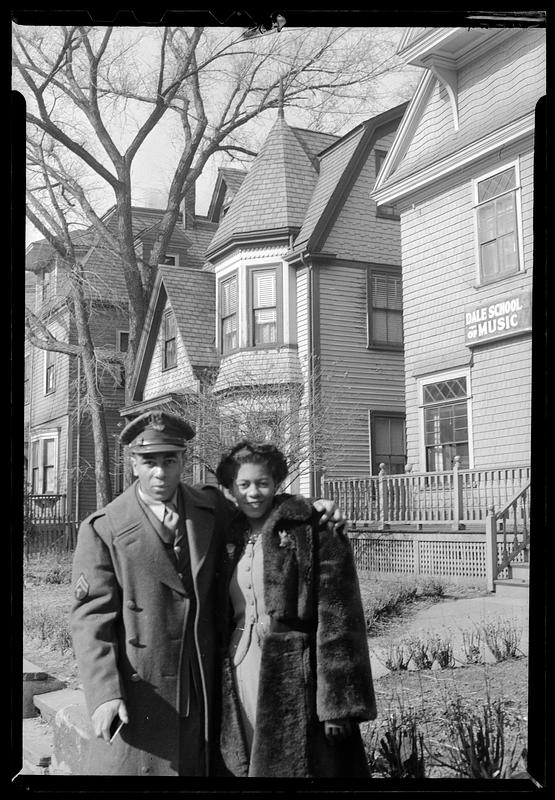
xmin=378 ymin=463 xmax=387 ymax=530
xmin=485 ymin=504 xmax=497 ymax=592
xmin=452 ymin=455 xmax=462 ymax=530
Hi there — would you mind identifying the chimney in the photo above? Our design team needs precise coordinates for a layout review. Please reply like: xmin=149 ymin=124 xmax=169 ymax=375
xmin=183 ymin=179 xmax=196 ymax=230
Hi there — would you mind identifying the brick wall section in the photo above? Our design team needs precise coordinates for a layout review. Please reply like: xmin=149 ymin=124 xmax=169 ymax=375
xmin=394 ymin=29 xmax=546 ymax=184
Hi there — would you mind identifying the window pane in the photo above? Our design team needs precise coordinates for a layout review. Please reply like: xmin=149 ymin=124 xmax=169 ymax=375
xmin=44 ymin=466 xmax=56 ymax=493
xmin=481 ymin=241 xmax=499 ymax=279
xmin=164 ymin=339 xmax=176 ymax=368
xmin=477 ymin=204 xmax=496 ymax=243
xmin=498 ymin=233 xmax=518 ymax=271
xmin=477 ymin=167 xmax=515 ymax=202
xmin=221 ymin=277 xmax=237 ymax=316
xmin=222 ymin=315 xmax=237 ymax=354
xmin=496 ymin=194 xmax=516 ymax=235
xmin=388 ymin=312 xmax=403 ymax=344
xmin=253 ymin=271 xmax=276 ymax=307
xmin=371 ymin=309 xmax=388 ymax=341
xmin=164 ymin=313 xmax=175 ymax=339
xmin=254 ymin=308 xmax=277 ymax=344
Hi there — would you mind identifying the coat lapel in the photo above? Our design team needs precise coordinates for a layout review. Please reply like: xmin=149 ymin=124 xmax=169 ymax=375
xmin=261 ymin=495 xmax=314 ymax=618
xmin=180 ymin=483 xmax=216 ymax=581
xmin=106 ymin=483 xmax=187 ymax=596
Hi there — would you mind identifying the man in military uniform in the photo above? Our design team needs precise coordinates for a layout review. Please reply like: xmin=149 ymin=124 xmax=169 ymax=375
xmin=70 ymin=410 xmax=342 ymax=776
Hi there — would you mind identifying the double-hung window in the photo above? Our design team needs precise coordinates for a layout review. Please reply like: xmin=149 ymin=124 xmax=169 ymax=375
xmin=31 ymin=437 xmax=57 ymax=494
xmin=220 ymin=275 xmax=238 ymax=354
xmin=251 ymin=269 xmax=277 ymax=346
xmin=45 ymin=350 xmax=56 ymax=394
xmin=422 ymin=376 xmax=469 ymax=471
xmin=474 ymin=163 xmax=521 ymax=283
xmin=370 ymin=412 xmax=406 ymax=474
xmin=162 ymin=311 xmax=177 ymax=370
xmin=367 ymin=269 xmax=403 ymax=348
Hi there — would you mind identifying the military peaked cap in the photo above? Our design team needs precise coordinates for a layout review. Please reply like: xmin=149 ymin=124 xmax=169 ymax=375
xmin=120 ymin=410 xmax=195 ymax=453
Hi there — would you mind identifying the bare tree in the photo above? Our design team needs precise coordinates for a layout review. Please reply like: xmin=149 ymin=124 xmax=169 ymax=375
xmin=15 ymin=24 xmax=417 ymax=505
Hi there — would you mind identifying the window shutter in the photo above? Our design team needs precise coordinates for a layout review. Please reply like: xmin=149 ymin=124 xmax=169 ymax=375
xmin=253 ymin=271 xmax=276 ymax=307
xmin=222 ymin=276 xmax=237 ymax=316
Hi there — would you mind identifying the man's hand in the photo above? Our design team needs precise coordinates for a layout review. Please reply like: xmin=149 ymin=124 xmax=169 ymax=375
xmin=91 ymin=699 xmax=129 ymax=742
xmin=324 ymin=718 xmax=353 ymax=741
xmin=313 ymin=498 xmax=346 ymax=530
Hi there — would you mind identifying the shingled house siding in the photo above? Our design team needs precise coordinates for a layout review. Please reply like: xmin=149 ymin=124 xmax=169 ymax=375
xmin=143 ymin=301 xmax=197 ymax=399
xmin=400 ymin=145 xmax=534 ymax=470
xmin=394 ymin=30 xmax=545 ymax=183
xmin=321 ymin=133 xmax=401 ymax=264
xmin=318 ymin=263 xmax=405 ymax=478
xmin=30 ymin=313 xmax=71 ymax=425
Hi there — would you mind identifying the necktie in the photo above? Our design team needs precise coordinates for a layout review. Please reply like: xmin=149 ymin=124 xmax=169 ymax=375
xmin=163 ymin=502 xmax=180 ymax=537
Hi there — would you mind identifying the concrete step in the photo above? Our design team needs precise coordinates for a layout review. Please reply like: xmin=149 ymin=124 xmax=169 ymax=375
xmin=33 ymin=688 xmax=92 ymax=775
xmin=509 ymin=562 xmax=529 ymax=582
xmin=494 ymin=578 xmax=529 ymax=598
xmin=20 ymin=717 xmax=53 ymax=775
xmin=23 ymin=658 xmax=66 ymax=719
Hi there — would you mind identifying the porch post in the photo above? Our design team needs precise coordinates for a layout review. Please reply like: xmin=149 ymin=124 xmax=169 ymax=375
xmin=485 ymin=504 xmax=497 ymax=592
xmin=378 ymin=463 xmax=387 ymax=529
xmin=452 ymin=455 xmax=462 ymax=530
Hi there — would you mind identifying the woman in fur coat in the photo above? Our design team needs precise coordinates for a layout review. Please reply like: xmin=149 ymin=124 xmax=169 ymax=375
xmin=215 ymin=441 xmax=377 ymax=778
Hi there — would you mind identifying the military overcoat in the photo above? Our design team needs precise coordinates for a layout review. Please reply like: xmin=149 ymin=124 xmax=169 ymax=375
xmin=218 ymin=495 xmax=377 ymax=778
xmin=70 ymin=481 xmax=230 ymax=776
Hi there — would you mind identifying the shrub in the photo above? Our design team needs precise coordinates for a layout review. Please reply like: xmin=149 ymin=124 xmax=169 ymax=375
xmin=24 ymin=552 xmax=73 ymax=586
xmin=481 ymin=618 xmax=523 ymax=662
xmin=359 ymin=576 xmax=447 ymax=635
xmin=461 ymin=628 xmax=485 ymax=665
xmin=437 ymin=695 xmax=527 ymax=778
xmin=366 ymin=709 xmax=426 ymax=778
xmin=24 ymin=601 xmax=73 ymax=654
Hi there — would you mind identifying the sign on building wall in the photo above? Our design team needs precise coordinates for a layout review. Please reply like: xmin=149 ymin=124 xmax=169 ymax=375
xmin=464 ymin=290 xmax=532 ymax=346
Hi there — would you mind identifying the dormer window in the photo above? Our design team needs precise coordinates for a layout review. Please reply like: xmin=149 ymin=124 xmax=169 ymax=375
xmin=162 ymin=311 xmax=177 ymax=370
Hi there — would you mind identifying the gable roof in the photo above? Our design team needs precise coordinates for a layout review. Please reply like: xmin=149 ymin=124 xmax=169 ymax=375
xmin=130 ymin=265 xmax=218 ymax=401
xmin=159 ymin=265 xmax=218 ymax=368
xmin=292 ymin=103 xmax=409 ymax=254
xmin=206 ymin=167 xmax=247 ymax=223
xmin=206 ymin=116 xmax=321 ymax=258
xmin=373 ymin=27 xmax=544 ymax=206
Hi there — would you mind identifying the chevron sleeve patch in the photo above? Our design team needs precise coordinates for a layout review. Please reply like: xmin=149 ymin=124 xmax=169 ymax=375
xmin=74 ymin=572 xmax=90 ymax=601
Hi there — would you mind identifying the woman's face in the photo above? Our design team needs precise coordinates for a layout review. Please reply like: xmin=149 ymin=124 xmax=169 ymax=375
xmin=231 ymin=462 xmax=277 ymax=523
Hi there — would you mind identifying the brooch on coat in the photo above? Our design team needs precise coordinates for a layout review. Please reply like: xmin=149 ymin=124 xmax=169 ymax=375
xmin=278 ymin=530 xmax=296 ymax=550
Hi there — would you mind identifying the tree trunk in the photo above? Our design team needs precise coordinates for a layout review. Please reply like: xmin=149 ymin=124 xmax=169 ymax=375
xmin=71 ymin=282 xmax=113 ymax=507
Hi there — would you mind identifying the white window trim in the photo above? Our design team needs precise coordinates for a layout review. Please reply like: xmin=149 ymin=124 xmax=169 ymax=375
xmin=159 ymin=253 xmax=179 ymax=267
xmin=30 ymin=430 xmax=59 ymax=494
xmin=44 ymin=349 xmax=56 ymax=395
xmin=116 ymin=329 xmax=129 ymax=352
xmin=472 ymin=158 xmax=525 ymax=287
xmin=417 ymin=367 xmax=474 ymax=471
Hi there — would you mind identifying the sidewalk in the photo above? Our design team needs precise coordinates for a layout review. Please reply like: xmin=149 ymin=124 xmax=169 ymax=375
xmin=368 ymin=590 xmax=529 ymax=678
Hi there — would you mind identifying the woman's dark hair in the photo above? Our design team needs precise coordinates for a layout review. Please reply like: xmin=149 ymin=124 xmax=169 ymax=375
xmin=216 ymin=440 xmax=289 ymax=489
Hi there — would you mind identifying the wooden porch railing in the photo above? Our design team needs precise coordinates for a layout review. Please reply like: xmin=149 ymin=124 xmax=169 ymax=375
xmin=25 ymin=493 xmax=68 ymax=523
xmin=323 ymin=460 xmax=531 ymax=529
xmin=484 ymin=480 xmax=531 ymax=591
xmin=23 ymin=493 xmax=77 ymax=558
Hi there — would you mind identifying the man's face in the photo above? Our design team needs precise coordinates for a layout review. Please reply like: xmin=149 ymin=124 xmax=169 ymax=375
xmin=131 ymin=451 xmax=184 ymax=503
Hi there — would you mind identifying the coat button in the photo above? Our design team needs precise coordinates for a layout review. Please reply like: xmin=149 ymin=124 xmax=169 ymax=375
xmin=126 ymin=600 xmax=137 ymax=610
xmin=141 ymin=766 xmax=150 ymax=774
xmin=130 ymin=672 xmax=141 ymax=682
xmin=128 ymin=636 xmax=139 ymax=646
